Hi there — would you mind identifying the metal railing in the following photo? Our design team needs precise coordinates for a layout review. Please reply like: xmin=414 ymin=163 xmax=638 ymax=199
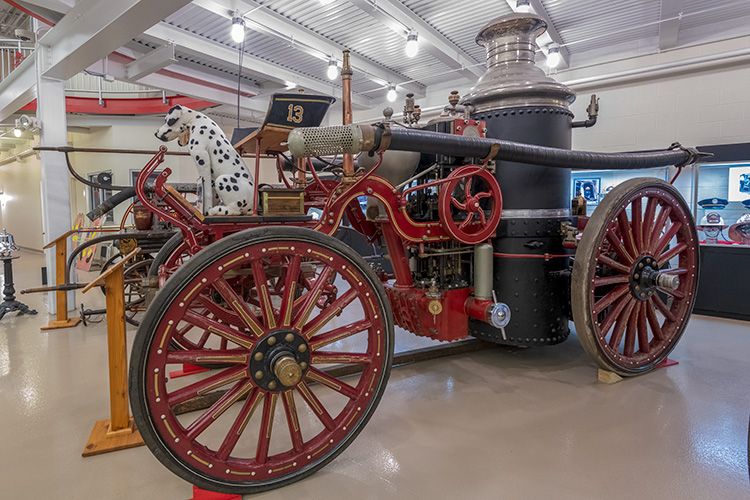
xmin=0 ymin=39 xmax=35 ymax=82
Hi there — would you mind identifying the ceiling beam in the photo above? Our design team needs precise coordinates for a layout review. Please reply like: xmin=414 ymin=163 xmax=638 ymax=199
xmin=348 ymin=0 xmax=484 ymax=81
xmin=659 ymin=0 xmax=686 ymax=50
xmin=193 ymin=0 xmax=426 ymax=97
xmin=37 ymin=0 xmax=192 ymax=80
xmin=125 ymin=43 xmax=178 ymax=81
xmin=97 ymin=50 xmax=272 ymax=115
xmin=142 ymin=22 xmax=371 ymax=107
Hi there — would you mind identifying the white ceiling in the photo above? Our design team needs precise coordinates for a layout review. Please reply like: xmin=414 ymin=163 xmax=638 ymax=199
xmin=5 ymin=0 xmax=750 ymax=124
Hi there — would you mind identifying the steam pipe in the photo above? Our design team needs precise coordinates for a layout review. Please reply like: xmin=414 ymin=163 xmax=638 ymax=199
xmin=288 ymin=124 xmax=709 ymax=171
xmin=341 ymin=49 xmax=354 ymax=177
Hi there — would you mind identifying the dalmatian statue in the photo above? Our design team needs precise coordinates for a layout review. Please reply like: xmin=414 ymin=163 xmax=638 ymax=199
xmin=155 ymin=105 xmax=254 ymax=216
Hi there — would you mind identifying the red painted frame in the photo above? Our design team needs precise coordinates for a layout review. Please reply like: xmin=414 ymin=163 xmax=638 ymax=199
xmin=135 ymin=145 xmax=503 ymax=343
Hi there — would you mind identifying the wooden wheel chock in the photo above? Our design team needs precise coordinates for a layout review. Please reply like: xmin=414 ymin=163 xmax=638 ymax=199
xmin=81 ymin=248 xmax=144 ymax=456
xmin=41 ymin=230 xmax=81 ymax=330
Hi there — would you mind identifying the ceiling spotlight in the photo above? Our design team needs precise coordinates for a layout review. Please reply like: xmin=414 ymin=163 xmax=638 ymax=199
xmin=327 ymin=60 xmax=338 ymax=80
xmin=386 ymin=85 xmax=397 ymax=102
xmin=230 ymin=12 xmax=245 ymax=44
xmin=515 ymin=0 xmax=532 ymax=13
xmin=546 ymin=43 xmax=561 ymax=68
xmin=405 ymin=33 xmax=419 ymax=58
xmin=14 ymin=115 xmax=39 ymax=135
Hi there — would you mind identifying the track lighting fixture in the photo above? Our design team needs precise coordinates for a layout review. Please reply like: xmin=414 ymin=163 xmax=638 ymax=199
xmin=230 ymin=12 xmax=245 ymax=44
xmin=386 ymin=85 xmax=397 ymax=102
xmin=546 ymin=42 xmax=561 ymax=68
xmin=515 ymin=0 xmax=532 ymax=13
xmin=327 ymin=60 xmax=338 ymax=80
xmin=405 ymin=33 xmax=419 ymax=58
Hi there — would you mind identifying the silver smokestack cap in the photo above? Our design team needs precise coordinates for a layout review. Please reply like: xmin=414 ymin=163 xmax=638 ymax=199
xmin=461 ymin=13 xmax=575 ymax=113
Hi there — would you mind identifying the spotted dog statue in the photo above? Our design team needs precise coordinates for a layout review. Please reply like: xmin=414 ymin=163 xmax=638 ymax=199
xmin=155 ymin=105 xmax=254 ymax=215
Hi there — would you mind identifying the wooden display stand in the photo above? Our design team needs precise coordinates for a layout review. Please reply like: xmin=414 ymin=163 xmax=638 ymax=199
xmin=41 ymin=230 xmax=81 ymax=330
xmin=81 ymin=248 xmax=144 ymax=456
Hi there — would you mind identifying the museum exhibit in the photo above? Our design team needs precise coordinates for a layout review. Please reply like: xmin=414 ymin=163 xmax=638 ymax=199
xmin=0 ymin=0 xmax=749 ymax=498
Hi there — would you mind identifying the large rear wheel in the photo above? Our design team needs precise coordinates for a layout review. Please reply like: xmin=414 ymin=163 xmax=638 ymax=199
xmin=130 ymin=226 xmax=394 ymax=494
xmin=572 ymin=178 xmax=699 ymax=376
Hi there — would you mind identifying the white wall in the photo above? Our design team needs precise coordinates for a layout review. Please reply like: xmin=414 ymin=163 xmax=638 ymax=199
xmin=0 ymin=145 xmax=44 ymax=250
xmin=565 ymin=36 xmax=750 ymax=153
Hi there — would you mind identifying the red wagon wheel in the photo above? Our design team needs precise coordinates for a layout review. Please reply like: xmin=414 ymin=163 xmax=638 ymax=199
xmin=572 ymin=178 xmax=699 ymax=376
xmin=148 ymin=232 xmax=194 ymax=283
xmin=438 ymin=165 xmax=502 ymax=244
xmin=130 ymin=226 xmax=394 ymax=494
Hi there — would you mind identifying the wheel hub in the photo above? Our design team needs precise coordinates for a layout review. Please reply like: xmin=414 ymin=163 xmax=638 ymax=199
xmin=629 ymin=255 xmax=679 ymax=301
xmin=249 ymin=330 xmax=310 ymax=391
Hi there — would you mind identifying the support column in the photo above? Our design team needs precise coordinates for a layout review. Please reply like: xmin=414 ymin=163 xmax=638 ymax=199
xmin=36 ymin=42 xmax=73 ymax=314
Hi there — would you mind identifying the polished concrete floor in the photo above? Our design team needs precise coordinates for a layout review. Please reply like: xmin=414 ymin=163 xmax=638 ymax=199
xmin=1 ymin=250 xmax=748 ymax=499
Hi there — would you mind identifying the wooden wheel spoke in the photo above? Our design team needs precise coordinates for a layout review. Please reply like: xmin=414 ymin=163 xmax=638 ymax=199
xmin=296 ymin=381 xmax=336 ymax=431
xmin=278 ymin=256 xmax=301 ymax=327
xmin=637 ymin=302 xmax=650 ymax=354
xmin=642 ymin=198 xmax=658 ymax=246
xmin=593 ymin=275 xmax=630 ymax=287
xmin=305 ymin=367 xmax=359 ymax=399
xmin=166 ymin=365 xmax=249 ymax=407
xmin=617 ymin=210 xmax=638 ymax=258
xmin=651 ymin=294 xmax=676 ymax=322
xmin=256 ymin=392 xmax=278 ymax=464
xmin=311 ymin=351 xmax=371 ymax=365
xmin=185 ymin=379 xmax=254 ymax=441
xmin=309 ymin=319 xmax=373 ymax=351
xmin=623 ymin=304 xmax=638 ymax=357
xmin=173 ymin=322 xmax=195 ymax=340
xmin=631 ymin=197 xmax=643 ymax=252
xmin=664 ymin=287 xmax=685 ymax=299
xmin=597 ymin=253 xmax=630 ymax=275
xmin=293 ymin=266 xmax=335 ymax=330
xmin=593 ymin=284 xmax=630 ymax=315
xmin=217 ymin=389 xmax=264 ymax=461
xmin=648 ymin=206 xmax=672 ymax=250
xmin=212 ymin=278 xmax=265 ymax=337
xmin=599 ymin=295 xmax=632 ymax=336
xmin=282 ymin=390 xmax=304 ymax=452
xmin=657 ymin=242 xmax=687 ymax=267
xmin=195 ymin=329 xmax=211 ymax=349
xmin=661 ymin=267 xmax=688 ymax=275
xmin=605 ymin=227 xmax=634 ymax=265
xmin=302 ymin=288 xmax=358 ymax=339
xmin=194 ymin=296 xmax=240 ymax=326
xmin=251 ymin=260 xmax=277 ymax=329
xmin=166 ymin=349 xmax=249 ymax=365
xmin=183 ymin=310 xmax=256 ymax=350
xmin=652 ymin=221 xmax=682 ymax=257
xmin=608 ymin=299 xmax=637 ymax=350
xmin=645 ymin=302 xmax=664 ymax=341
